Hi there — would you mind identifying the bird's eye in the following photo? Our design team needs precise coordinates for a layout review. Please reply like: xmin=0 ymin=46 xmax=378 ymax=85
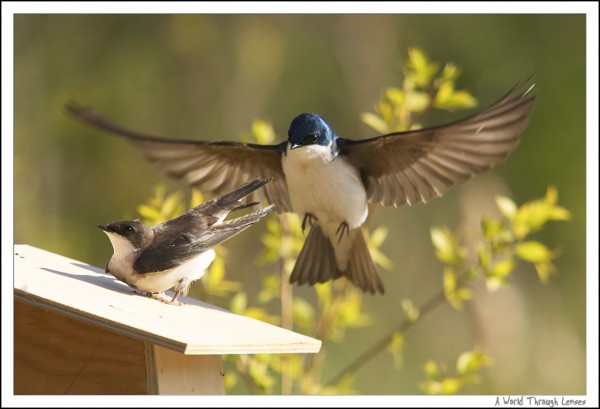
xmin=124 ymin=226 xmax=135 ymax=234
xmin=304 ymin=134 xmax=318 ymax=145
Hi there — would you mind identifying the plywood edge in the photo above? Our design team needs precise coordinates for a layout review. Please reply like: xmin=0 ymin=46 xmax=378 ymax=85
xmin=184 ymin=342 xmax=322 ymax=355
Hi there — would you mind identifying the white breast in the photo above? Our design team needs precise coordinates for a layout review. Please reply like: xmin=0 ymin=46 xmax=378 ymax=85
xmin=282 ymin=143 xmax=368 ymax=229
xmin=132 ymin=249 xmax=215 ymax=293
xmin=282 ymin=143 xmax=368 ymax=270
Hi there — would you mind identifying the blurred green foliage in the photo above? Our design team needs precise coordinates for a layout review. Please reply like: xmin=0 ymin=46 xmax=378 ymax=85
xmin=361 ymin=48 xmax=477 ymax=133
xmin=14 ymin=14 xmax=586 ymax=395
xmin=420 ymin=347 xmax=493 ymax=394
xmin=127 ymin=50 xmax=571 ymax=395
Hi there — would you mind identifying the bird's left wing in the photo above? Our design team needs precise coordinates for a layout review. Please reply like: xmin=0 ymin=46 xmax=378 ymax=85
xmin=66 ymin=103 xmax=292 ymax=212
xmin=134 ymin=204 xmax=274 ymax=273
xmin=339 ymin=81 xmax=536 ymax=207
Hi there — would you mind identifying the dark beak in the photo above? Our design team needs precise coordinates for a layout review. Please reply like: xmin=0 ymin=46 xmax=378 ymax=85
xmin=98 ymin=225 xmax=110 ymax=232
xmin=290 ymin=143 xmax=302 ymax=150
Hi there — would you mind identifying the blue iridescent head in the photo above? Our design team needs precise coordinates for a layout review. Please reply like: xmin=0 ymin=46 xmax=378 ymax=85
xmin=288 ymin=113 xmax=334 ymax=149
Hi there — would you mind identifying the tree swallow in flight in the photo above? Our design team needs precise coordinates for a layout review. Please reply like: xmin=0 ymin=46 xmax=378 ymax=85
xmin=98 ymin=177 xmax=274 ymax=304
xmin=68 ymin=80 xmax=535 ymax=295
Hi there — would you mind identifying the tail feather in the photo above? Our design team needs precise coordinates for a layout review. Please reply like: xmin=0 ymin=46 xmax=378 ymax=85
xmin=290 ymin=225 xmax=384 ymax=294
xmin=346 ymin=231 xmax=385 ymax=294
xmin=220 ymin=204 xmax=275 ymax=230
xmin=173 ymin=177 xmax=272 ymax=229
xmin=290 ymin=225 xmax=338 ymax=286
xmin=194 ymin=177 xmax=272 ymax=217
xmin=213 ymin=178 xmax=271 ymax=208
xmin=194 ymin=204 xmax=274 ymax=250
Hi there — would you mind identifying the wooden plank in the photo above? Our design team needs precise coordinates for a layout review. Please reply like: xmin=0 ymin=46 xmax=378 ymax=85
xmin=14 ymin=300 xmax=148 ymax=395
xmin=14 ymin=245 xmax=321 ymax=355
xmin=148 ymin=344 xmax=225 ymax=395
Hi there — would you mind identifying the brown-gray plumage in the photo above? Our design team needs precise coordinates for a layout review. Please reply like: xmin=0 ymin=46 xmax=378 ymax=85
xmin=98 ymin=177 xmax=274 ymax=304
xmin=70 ymin=80 xmax=535 ymax=295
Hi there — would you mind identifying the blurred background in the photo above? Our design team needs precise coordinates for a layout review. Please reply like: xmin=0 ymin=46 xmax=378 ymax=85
xmin=13 ymin=14 xmax=586 ymax=395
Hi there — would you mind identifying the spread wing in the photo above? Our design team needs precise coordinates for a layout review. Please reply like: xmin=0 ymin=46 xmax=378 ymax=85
xmin=339 ymin=80 xmax=536 ymax=206
xmin=66 ymin=103 xmax=292 ymax=212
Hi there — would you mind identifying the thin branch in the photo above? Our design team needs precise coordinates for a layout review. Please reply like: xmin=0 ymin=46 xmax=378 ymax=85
xmin=235 ymin=357 xmax=262 ymax=395
xmin=324 ymin=288 xmax=447 ymax=387
xmin=279 ymin=214 xmax=294 ymax=394
xmin=302 ymin=283 xmax=347 ymax=391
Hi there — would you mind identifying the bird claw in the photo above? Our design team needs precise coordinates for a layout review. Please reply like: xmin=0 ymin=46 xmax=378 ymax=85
xmin=147 ymin=291 xmax=184 ymax=306
xmin=336 ymin=221 xmax=350 ymax=244
xmin=302 ymin=213 xmax=318 ymax=233
xmin=169 ymin=289 xmax=184 ymax=306
xmin=168 ymin=298 xmax=183 ymax=306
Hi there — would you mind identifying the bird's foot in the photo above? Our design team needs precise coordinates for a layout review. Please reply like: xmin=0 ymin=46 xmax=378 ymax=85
xmin=169 ymin=289 xmax=184 ymax=306
xmin=168 ymin=298 xmax=183 ymax=306
xmin=336 ymin=221 xmax=350 ymax=244
xmin=147 ymin=292 xmax=183 ymax=306
xmin=302 ymin=213 xmax=318 ymax=233
xmin=147 ymin=292 xmax=169 ymax=302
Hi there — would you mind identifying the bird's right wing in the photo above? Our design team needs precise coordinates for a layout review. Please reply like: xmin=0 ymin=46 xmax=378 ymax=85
xmin=66 ymin=103 xmax=292 ymax=212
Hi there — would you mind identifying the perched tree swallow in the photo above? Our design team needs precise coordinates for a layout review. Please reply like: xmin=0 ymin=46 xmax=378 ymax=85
xmin=98 ymin=178 xmax=274 ymax=304
xmin=68 ymin=80 xmax=535 ymax=295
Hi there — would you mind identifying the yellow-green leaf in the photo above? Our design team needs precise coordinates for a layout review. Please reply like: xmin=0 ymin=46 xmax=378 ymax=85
xmin=490 ymin=258 xmax=514 ymax=278
xmin=515 ymin=241 xmax=553 ymax=263
xmin=223 ymin=371 xmax=238 ymax=391
xmin=431 ymin=227 xmax=465 ymax=265
xmin=401 ymin=298 xmax=420 ymax=322
xmin=137 ymin=204 xmax=163 ymax=223
xmin=247 ymin=358 xmax=276 ymax=392
xmin=544 ymin=185 xmax=558 ymax=205
xmin=336 ymin=290 xmax=371 ymax=328
xmin=368 ymin=226 xmax=388 ymax=247
xmin=476 ymin=243 xmax=491 ymax=269
xmin=244 ymin=307 xmax=279 ymax=326
xmin=207 ymin=254 xmax=225 ymax=284
xmin=292 ymin=297 xmax=315 ymax=330
xmin=486 ymin=275 xmax=507 ymax=292
xmin=456 ymin=347 xmax=492 ymax=376
xmin=440 ymin=377 xmax=464 ymax=395
xmin=258 ymin=274 xmax=281 ymax=303
xmin=535 ymin=261 xmax=555 ymax=283
xmin=439 ymin=63 xmax=460 ymax=83
xmin=434 ymin=82 xmax=477 ymax=111
xmin=433 ymin=81 xmax=454 ymax=105
xmin=230 ymin=292 xmax=247 ymax=314
xmin=387 ymin=332 xmax=405 ymax=370
xmin=251 ymin=119 xmax=276 ymax=145
xmin=405 ymin=90 xmax=430 ymax=112
xmin=438 ymin=90 xmax=477 ymax=111
xmin=481 ymin=216 xmax=504 ymax=242
xmin=431 ymin=227 xmax=451 ymax=254
xmin=496 ymin=195 xmax=517 ymax=219
xmin=444 ymin=267 xmax=469 ymax=310
xmin=407 ymin=48 xmax=439 ymax=87
xmin=361 ymin=112 xmax=390 ymax=134
xmin=423 ymin=360 xmax=440 ymax=380
xmin=550 ymin=206 xmax=571 ymax=221
xmin=189 ymin=188 xmax=204 ymax=208
xmin=384 ymin=87 xmax=405 ymax=106
xmin=162 ymin=191 xmax=184 ymax=217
